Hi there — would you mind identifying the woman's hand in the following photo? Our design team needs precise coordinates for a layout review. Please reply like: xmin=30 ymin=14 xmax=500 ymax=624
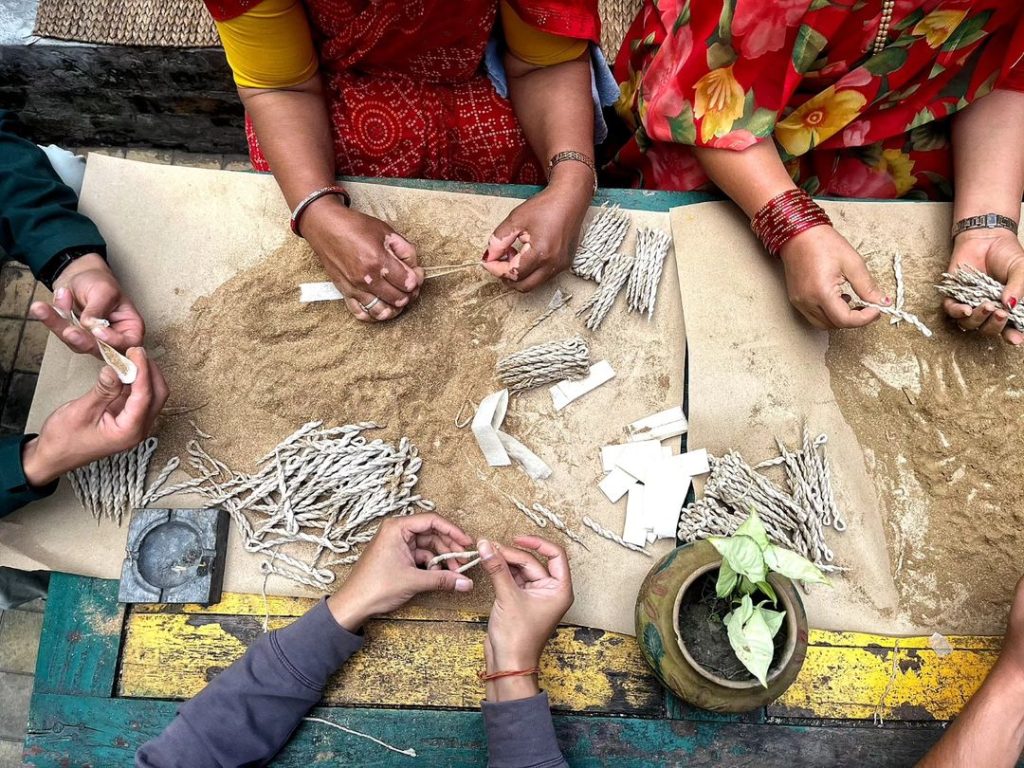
xmin=482 ymin=164 xmax=593 ymax=292
xmin=302 ymin=198 xmax=425 ymax=322
xmin=944 ymin=229 xmax=1024 ymax=345
xmin=31 ymin=254 xmax=145 ymax=354
xmin=778 ymin=225 xmax=888 ymax=330
xmin=478 ymin=536 xmax=574 ymax=701
xmin=326 ymin=513 xmax=475 ymax=632
xmin=21 ymin=348 xmax=168 ymax=487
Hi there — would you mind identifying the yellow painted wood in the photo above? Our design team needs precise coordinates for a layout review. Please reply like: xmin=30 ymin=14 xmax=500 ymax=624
xmin=771 ymin=631 xmax=1002 ymax=721
xmin=118 ymin=612 xmax=663 ymax=715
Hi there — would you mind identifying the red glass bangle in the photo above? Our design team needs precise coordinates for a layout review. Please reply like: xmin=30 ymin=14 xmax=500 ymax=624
xmin=290 ymin=185 xmax=351 ymax=237
xmin=751 ymin=189 xmax=831 ymax=257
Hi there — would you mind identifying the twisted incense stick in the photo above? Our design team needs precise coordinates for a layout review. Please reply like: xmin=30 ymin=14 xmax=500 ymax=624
xmin=937 ymin=266 xmax=1024 ymax=332
xmin=496 ymin=336 xmax=590 ymax=393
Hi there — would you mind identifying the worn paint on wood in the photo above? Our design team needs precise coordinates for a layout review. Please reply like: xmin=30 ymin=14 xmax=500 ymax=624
xmin=26 ymin=691 xmax=959 ymax=768
xmin=118 ymin=612 xmax=664 ymax=715
xmin=771 ymin=630 xmax=1001 ymax=721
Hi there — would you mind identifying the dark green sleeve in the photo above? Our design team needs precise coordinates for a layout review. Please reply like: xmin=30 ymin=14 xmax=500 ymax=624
xmin=0 ymin=434 xmax=58 ymax=518
xmin=0 ymin=110 xmax=106 ymax=286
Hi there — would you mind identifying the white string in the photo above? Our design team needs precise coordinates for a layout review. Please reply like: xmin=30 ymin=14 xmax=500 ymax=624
xmin=303 ymin=716 xmax=417 ymax=758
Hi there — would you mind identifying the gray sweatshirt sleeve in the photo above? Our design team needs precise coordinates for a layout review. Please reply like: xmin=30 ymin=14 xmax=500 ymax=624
xmin=135 ymin=598 xmax=363 ymax=768
xmin=482 ymin=692 xmax=569 ymax=768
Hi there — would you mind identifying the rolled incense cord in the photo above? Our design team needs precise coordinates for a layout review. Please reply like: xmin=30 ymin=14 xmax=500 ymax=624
xmin=496 ymin=336 xmax=590 ymax=393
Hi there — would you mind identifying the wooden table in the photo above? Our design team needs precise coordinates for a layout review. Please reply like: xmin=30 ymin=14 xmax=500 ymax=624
xmin=21 ymin=183 xmax=1006 ymax=766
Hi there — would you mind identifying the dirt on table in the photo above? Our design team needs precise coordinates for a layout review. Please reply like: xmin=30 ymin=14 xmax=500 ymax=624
xmin=826 ymin=233 xmax=1024 ymax=632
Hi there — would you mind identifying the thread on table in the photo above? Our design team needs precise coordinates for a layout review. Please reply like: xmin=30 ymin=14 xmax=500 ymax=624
xmin=849 ymin=251 xmax=931 ymax=337
xmin=678 ymin=427 xmax=846 ymax=571
xmin=572 ymin=203 xmax=630 ymax=282
xmin=581 ymin=514 xmax=651 ymax=555
xmin=518 ymin=288 xmax=572 ymax=342
xmin=626 ymin=227 xmax=671 ymax=318
xmin=937 ymin=266 xmax=1024 ymax=332
xmin=303 ymin=716 xmax=417 ymax=758
xmin=143 ymin=421 xmax=433 ymax=589
xmin=68 ymin=436 xmax=158 ymax=525
xmin=576 ymin=253 xmax=635 ymax=331
xmin=891 ymin=251 xmax=905 ymax=326
xmin=496 ymin=336 xmax=590 ymax=393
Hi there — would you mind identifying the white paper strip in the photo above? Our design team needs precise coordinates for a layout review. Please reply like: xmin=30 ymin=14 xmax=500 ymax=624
xmin=678 ymin=448 xmax=711 ymax=477
xmin=628 ymin=406 xmax=685 ymax=435
xmin=614 ymin=441 xmax=666 ymax=484
xmin=622 ymin=485 xmax=649 ymax=546
xmin=598 ymin=468 xmax=636 ymax=503
xmin=497 ymin=432 xmax=552 ymax=481
xmin=600 ymin=440 xmax=661 ymax=474
xmin=299 ymin=281 xmax=345 ymax=303
xmin=471 ymin=390 xmax=511 ymax=467
xmin=644 ymin=454 xmax=694 ymax=539
xmin=550 ymin=360 xmax=615 ymax=411
xmin=628 ymin=418 xmax=688 ymax=443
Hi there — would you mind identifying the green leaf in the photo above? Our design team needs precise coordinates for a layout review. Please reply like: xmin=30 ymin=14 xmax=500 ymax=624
xmin=808 ymin=0 xmax=832 ymax=10
xmin=929 ymin=63 xmax=946 ymax=79
xmin=736 ymin=107 xmax=779 ymax=139
xmin=764 ymin=545 xmax=829 ymax=585
xmin=710 ymin=535 xmax=767 ymax=584
xmin=791 ymin=24 xmax=828 ymax=74
xmin=756 ymin=580 xmax=778 ymax=605
xmin=733 ymin=593 xmax=755 ymax=625
xmin=734 ymin=510 xmax=770 ymax=551
xmin=863 ymin=46 xmax=908 ymax=76
xmin=738 ymin=576 xmax=757 ymax=596
xmin=717 ymin=0 xmax=735 ymax=42
xmin=907 ymin=107 xmax=936 ymax=131
xmin=894 ymin=7 xmax=925 ymax=31
xmin=727 ymin=602 xmax=775 ymax=687
xmin=706 ymin=42 xmax=737 ymax=70
xmin=940 ymin=11 xmax=992 ymax=52
xmin=758 ymin=606 xmax=786 ymax=638
xmin=716 ymin=558 xmax=739 ymax=598
xmin=669 ymin=102 xmax=697 ymax=145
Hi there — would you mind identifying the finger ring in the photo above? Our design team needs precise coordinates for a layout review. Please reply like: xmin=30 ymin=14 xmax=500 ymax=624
xmin=360 ymin=296 xmax=381 ymax=312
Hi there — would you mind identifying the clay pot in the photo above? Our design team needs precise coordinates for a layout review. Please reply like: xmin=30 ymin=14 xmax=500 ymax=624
xmin=635 ymin=540 xmax=808 ymax=712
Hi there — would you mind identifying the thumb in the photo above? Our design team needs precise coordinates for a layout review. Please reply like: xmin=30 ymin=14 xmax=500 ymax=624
xmin=415 ymin=568 xmax=474 ymax=594
xmin=478 ymin=539 xmax=517 ymax=599
xmin=78 ymin=281 xmax=119 ymax=328
xmin=80 ymin=366 xmax=123 ymax=416
xmin=843 ymin=253 xmax=890 ymax=307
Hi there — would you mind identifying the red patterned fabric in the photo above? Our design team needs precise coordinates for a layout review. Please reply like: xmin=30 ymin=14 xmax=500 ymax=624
xmin=204 ymin=0 xmax=599 ymax=183
xmin=607 ymin=0 xmax=1024 ymax=199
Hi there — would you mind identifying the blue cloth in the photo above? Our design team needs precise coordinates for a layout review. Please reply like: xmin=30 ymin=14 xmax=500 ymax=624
xmin=137 ymin=599 xmax=569 ymax=767
xmin=0 ymin=434 xmax=57 ymax=519
xmin=485 ymin=41 xmax=621 ymax=144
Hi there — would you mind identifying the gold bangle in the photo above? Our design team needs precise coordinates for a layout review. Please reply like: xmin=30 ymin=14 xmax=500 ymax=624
xmin=547 ymin=150 xmax=598 ymax=194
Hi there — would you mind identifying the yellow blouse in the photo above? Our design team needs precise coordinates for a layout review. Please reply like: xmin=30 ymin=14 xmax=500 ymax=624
xmin=215 ymin=0 xmax=588 ymax=89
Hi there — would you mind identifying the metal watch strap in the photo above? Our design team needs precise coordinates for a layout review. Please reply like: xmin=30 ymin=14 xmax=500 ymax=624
xmin=546 ymin=150 xmax=598 ymax=194
xmin=950 ymin=213 xmax=1019 ymax=240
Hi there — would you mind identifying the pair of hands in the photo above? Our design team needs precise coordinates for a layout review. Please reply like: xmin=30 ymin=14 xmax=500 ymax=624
xmin=301 ymin=169 xmax=592 ymax=322
xmin=779 ymin=224 xmax=1024 ymax=344
xmin=326 ymin=513 xmax=574 ymax=701
xmin=19 ymin=254 xmax=167 ymax=487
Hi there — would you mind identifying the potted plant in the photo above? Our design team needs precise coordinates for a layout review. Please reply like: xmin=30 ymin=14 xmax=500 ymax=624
xmin=635 ymin=511 xmax=827 ymax=712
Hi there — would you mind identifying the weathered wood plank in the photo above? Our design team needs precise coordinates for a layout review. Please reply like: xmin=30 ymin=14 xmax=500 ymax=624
xmin=25 ymin=692 xmax=960 ymax=768
xmin=118 ymin=612 xmax=664 ymax=716
xmin=33 ymin=573 xmax=123 ymax=697
xmin=772 ymin=632 xmax=1001 ymax=721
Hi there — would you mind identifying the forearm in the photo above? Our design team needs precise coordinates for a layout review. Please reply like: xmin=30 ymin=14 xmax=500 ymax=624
xmin=136 ymin=599 xmax=362 ymax=767
xmin=0 ymin=435 xmax=58 ymax=518
xmin=240 ymin=77 xmax=337 ymax=209
xmin=506 ymin=54 xmax=594 ymax=188
xmin=693 ymin=140 xmax=796 ymax=217
xmin=952 ymin=89 xmax=1024 ymax=222
xmin=917 ymin=663 xmax=1024 ymax=768
xmin=482 ymin=692 xmax=568 ymax=768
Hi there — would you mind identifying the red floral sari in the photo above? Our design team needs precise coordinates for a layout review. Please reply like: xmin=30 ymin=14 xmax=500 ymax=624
xmin=607 ymin=0 xmax=1024 ymax=199
xmin=205 ymin=0 xmax=600 ymax=183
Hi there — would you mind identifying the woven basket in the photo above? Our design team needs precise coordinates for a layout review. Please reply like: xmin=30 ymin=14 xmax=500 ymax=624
xmin=34 ymin=0 xmax=220 ymax=47
xmin=598 ymin=0 xmax=643 ymax=59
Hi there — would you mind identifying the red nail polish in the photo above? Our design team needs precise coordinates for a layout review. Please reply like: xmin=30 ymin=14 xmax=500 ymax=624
xmin=1009 ymin=297 xmax=1019 ymax=309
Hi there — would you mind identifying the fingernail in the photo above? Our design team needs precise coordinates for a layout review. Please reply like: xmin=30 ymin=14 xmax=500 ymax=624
xmin=396 ymin=296 xmax=408 ymax=307
xmin=55 ymin=287 xmax=67 ymax=301
xmin=455 ymin=577 xmax=473 ymax=592
xmin=405 ymin=278 xmax=416 ymax=290
xmin=28 ymin=303 xmax=45 ymax=320
xmin=478 ymin=540 xmax=494 ymax=559
xmin=92 ymin=326 xmax=111 ymax=341
xmin=138 ymin=347 xmax=147 ymax=358
xmin=1009 ymin=297 xmax=1018 ymax=309
xmin=883 ymin=296 xmax=892 ymax=306
xmin=363 ymin=275 xmax=373 ymax=285
xmin=996 ymin=310 xmax=1008 ymax=320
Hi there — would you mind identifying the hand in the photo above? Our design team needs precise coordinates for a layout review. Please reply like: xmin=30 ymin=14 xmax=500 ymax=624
xmin=482 ymin=163 xmax=593 ymax=292
xmin=943 ymin=229 xmax=1024 ymax=345
xmin=478 ymin=536 xmax=574 ymax=701
xmin=30 ymin=253 xmax=145 ymax=354
xmin=778 ymin=225 xmax=888 ymax=330
xmin=301 ymin=198 xmax=425 ymax=322
xmin=996 ymin=576 xmax=1024 ymax=685
xmin=21 ymin=348 xmax=168 ymax=487
xmin=326 ymin=513 xmax=475 ymax=632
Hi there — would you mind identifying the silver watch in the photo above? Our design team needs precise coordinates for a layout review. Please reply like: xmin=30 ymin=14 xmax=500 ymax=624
xmin=951 ymin=213 xmax=1019 ymax=240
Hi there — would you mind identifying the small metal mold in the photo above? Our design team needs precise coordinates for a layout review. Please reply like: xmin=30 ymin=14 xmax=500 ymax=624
xmin=118 ymin=508 xmax=229 ymax=605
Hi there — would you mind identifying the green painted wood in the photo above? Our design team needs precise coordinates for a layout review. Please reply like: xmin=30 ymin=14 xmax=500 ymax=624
xmin=33 ymin=573 xmax=123 ymax=697
xmin=24 ymin=691 xmax=956 ymax=767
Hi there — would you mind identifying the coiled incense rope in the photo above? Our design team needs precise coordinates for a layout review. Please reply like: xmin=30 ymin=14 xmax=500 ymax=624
xmin=626 ymin=227 xmax=671 ymax=318
xmin=937 ymin=266 xmax=1024 ymax=332
xmin=144 ymin=422 xmax=433 ymax=588
xmin=577 ymin=253 xmax=635 ymax=331
xmin=496 ymin=336 xmax=590 ymax=393
xmin=572 ymin=203 xmax=630 ymax=281
xmin=68 ymin=437 xmax=158 ymax=525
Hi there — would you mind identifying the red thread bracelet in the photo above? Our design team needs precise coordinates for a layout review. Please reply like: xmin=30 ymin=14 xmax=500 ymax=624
xmin=750 ymin=188 xmax=831 ymax=257
xmin=478 ymin=667 xmax=540 ymax=682
xmin=290 ymin=185 xmax=351 ymax=237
